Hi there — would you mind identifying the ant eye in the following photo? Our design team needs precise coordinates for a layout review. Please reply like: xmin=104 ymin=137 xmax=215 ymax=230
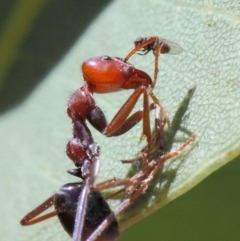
xmin=102 ymin=55 xmax=111 ymax=60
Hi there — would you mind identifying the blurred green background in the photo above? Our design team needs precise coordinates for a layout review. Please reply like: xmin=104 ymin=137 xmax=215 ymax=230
xmin=0 ymin=1 xmax=239 ymax=241
xmin=0 ymin=0 xmax=111 ymax=113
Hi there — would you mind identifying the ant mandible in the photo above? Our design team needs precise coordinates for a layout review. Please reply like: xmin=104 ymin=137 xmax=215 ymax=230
xmin=20 ymin=36 xmax=182 ymax=241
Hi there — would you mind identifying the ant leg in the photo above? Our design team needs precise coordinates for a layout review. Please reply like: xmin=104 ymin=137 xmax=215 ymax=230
xmin=119 ymin=99 xmax=168 ymax=157
xmin=73 ymin=156 xmax=99 ymax=241
xmin=110 ymin=103 xmax=156 ymax=137
xmin=142 ymin=90 xmax=151 ymax=143
xmin=85 ymin=172 xmax=153 ymax=241
xmin=89 ymin=159 xmax=155 ymax=241
xmin=124 ymin=37 xmax=159 ymax=62
xmin=20 ymin=196 xmax=56 ymax=226
xmin=87 ymin=133 xmax=196 ymax=241
xmin=94 ymin=179 xmax=132 ymax=202
xmin=124 ymin=36 xmax=166 ymax=142
xmin=103 ymin=87 xmax=144 ymax=135
xmin=151 ymin=38 xmax=160 ymax=90
xmin=148 ymin=97 xmax=168 ymax=153
xmin=124 ymin=36 xmax=160 ymax=90
xmin=73 ymin=179 xmax=90 ymax=241
xmin=139 ymin=133 xmax=196 ymax=194
xmin=87 ymin=87 xmax=147 ymax=138
xmin=93 ymin=178 xmax=131 ymax=192
xmin=104 ymin=188 xmax=126 ymax=200
xmin=104 ymin=89 xmax=168 ymax=151
xmin=104 ymin=86 xmax=152 ymax=145
xmin=86 ymin=180 xmax=151 ymax=241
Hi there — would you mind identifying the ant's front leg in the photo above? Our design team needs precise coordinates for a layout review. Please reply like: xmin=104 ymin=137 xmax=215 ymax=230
xmin=87 ymin=86 xmax=153 ymax=148
xmin=124 ymin=36 xmax=160 ymax=62
xmin=104 ymin=87 xmax=151 ymax=142
xmin=87 ymin=91 xmax=168 ymax=154
xmin=109 ymin=102 xmax=156 ymax=137
xmin=124 ymin=36 xmax=160 ymax=90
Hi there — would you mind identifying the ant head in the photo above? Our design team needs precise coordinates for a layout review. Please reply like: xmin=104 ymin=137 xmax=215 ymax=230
xmin=82 ymin=56 xmax=135 ymax=93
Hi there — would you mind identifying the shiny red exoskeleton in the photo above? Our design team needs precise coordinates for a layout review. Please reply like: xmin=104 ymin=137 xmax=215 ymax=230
xmin=20 ymin=36 xmax=185 ymax=241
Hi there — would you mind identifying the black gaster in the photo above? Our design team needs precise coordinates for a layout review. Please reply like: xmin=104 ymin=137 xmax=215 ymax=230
xmin=54 ymin=182 xmax=120 ymax=241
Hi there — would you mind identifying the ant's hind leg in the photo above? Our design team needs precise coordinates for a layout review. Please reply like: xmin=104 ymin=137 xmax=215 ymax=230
xmin=20 ymin=196 xmax=56 ymax=226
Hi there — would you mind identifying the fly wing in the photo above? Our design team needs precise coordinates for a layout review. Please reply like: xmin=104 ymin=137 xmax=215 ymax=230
xmin=159 ymin=38 xmax=183 ymax=55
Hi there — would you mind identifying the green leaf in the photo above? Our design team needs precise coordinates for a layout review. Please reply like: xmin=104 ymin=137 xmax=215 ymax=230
xmin=0 ymin=0 xmax=49 ymax=86
xmin=0 ymin=0 xmax=239 ymax=241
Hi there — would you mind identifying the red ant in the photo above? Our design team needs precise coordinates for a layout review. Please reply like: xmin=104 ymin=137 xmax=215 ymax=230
xmin=81 ymin=36 xmax=181 ymax=147
xmin=20 ymin=36 xmax=184 ymax=241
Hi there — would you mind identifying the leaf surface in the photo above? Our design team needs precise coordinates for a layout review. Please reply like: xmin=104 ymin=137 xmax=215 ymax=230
xmin=0 ymin=0 xmax=239 ymax=240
